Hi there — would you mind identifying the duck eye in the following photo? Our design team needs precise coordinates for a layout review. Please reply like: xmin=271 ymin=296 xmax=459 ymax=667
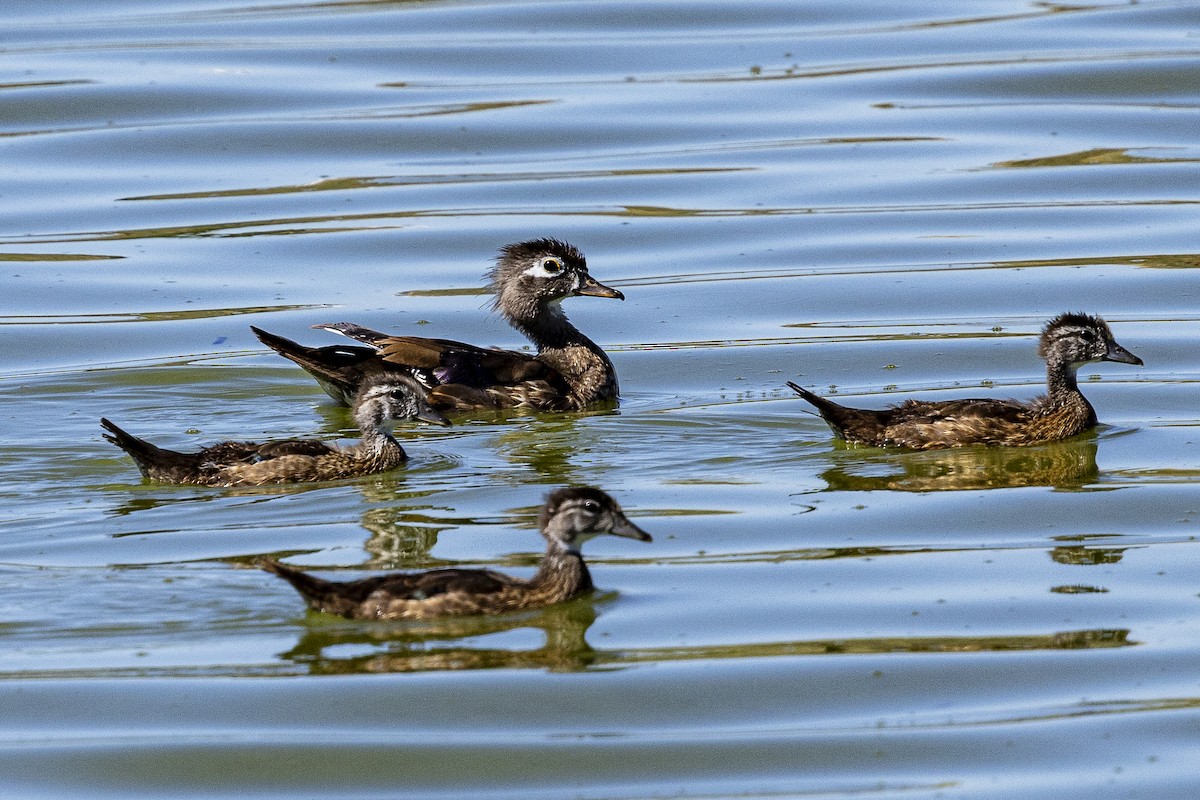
xmin=541 ymin=258 xmax=564 ymax=275
xmin=581 ymin=499 xmax=600 ymax=514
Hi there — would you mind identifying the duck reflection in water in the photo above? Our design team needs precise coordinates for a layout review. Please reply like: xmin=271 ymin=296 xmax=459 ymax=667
xmin=1050 ymin=537 xmax=1128 ymax=566
xmin=817 ymin=436 xmax=1099 ymax=493
xmin=277 ymin=598 xmax=601 ymax=675
xmin=491 ymin=411 xmax=617 ymax=487
xmin=276 ymin=611 xmax=1129 ymax=675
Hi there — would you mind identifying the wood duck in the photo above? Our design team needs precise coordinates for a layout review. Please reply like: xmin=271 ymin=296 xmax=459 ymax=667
xmin=260 ymin=486 xmax=651 ymax=619
xmin=788 ymin=312 xmax=1143 ymax=450
xmin=101 ymin=375 xmax=450 ymax=486
xmin=250 ymin=238 xmax=624 ymax=413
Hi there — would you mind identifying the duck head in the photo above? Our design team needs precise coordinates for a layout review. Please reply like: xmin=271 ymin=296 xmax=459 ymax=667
xmin=539 ymin=486 xmax=651 ymax=555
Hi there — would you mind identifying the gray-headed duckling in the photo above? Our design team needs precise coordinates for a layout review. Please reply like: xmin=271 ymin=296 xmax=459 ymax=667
xmin=788 ymin=312 xmax=1142 ymax=450
xmin=101 ymin=375 xmax=449 ymax=486
xmin=261 ymin=486 xmax=651 ymax=619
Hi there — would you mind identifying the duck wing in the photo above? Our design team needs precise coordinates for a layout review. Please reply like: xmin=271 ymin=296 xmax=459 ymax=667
xmin=262 ymin=560 xmax=523 ymax=619
xmin=319 ymin=323 xmax=567 ymax=410
xmin=200 ymin=439 xmax=336 ymax=464
xmin=887 ymin=397 xmax=1029 ymax=424
xmin=879 ymin=397 xmax=1035 ymax=449
xmin=252 ymin=439 xmax=339 ymax=458
xmin=371 ymin=567 xmax=518 ymax=600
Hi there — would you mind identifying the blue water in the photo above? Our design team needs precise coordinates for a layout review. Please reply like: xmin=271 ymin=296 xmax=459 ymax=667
xmin=3 ymin=1 xmax=1200 ymax=797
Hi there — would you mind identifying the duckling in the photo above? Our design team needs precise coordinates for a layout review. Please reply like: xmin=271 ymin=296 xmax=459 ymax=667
xmin=250 ymin=238 xmax=624 ymax=413
xmin=260 ymin=486 xmax=651 ymax=619
xmin=101 ymin=375 xmax=450 ymax=486
xmin=788 ymin=312 xmax=1143 ymax=450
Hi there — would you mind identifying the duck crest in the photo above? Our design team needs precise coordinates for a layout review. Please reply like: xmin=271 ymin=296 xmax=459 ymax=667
xmin=1038 ymin=311 xmax=1110 ymax=352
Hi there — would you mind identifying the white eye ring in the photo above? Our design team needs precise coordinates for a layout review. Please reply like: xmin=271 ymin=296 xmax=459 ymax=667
xmin=522 ymin=258 xmax=567 ymax=279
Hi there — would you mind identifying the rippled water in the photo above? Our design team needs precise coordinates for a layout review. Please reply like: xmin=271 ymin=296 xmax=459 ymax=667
xmin=3 ymin=1 xmax=1200 ymax=797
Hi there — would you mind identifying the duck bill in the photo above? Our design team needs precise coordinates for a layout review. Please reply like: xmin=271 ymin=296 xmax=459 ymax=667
xmin=575 ymin=274 xmax=625 ymax=300
xmin=416 ymin=405 xmax=453 ymax=427
xmin=608 ymin=515 xmax=652 ymax=542
xmin=1104 ymin=341 xmax=1144 ymax=366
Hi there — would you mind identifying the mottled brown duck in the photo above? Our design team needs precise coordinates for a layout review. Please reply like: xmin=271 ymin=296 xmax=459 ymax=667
xmin=261 ymin=486 xmax=651 ymax=620
xmin=788 ymin=312 xmax=1143 ymax=450
xmin=250 ymin=238 xmax=624 ymax=413
xmin=101 ymin=375 xmax=449 ymax=486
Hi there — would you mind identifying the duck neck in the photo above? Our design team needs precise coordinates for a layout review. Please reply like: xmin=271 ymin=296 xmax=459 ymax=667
xmin=506 ymin=299 xmax=595 ymax=353
xmin=528 ymin=544 xmax=593 ymax=604
xmin=496 ymin=293 xmax=618 ymax=408
xmin=352 ymin=411 xmax=408 ymax=467
xmin=505 ymin=300 xmax=617 ymax=408
xmin=1045 ymin=355 xmax=1082 ymax=397
xmin=1042 ymin=358 xmax=1096 ymax=422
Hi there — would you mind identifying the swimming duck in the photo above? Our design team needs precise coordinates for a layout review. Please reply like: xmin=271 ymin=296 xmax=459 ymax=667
xmin=788 ymin=312 xmax=1142 ymax=450
xmin=101 ymin=375 xmax=450 ymax=486
xmin=250 ymin=238 xmax=624 ymax=413
xmin=260 ymin=486 xmax=651 ymax=619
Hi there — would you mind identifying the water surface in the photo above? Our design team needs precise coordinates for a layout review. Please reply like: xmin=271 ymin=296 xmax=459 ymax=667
xmin=3 ymin=1 xmax=1200 ymax=798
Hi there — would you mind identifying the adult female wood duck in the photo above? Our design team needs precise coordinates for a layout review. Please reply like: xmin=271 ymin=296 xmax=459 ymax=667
xmin=100 ymin=375 xmax=449 ymax=486
xmin=250 ymin=238 xmax=624 ymax=413
xmin=260 ymin=486 xmax=651 ymax=619
xmin=787 ymin=312 xmax=1143 ymax=450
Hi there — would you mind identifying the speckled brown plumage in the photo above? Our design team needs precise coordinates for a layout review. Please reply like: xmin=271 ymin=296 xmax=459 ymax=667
xmin=250 ymin=238 xmax=623 ymax=413
xmin=101 ymin=375 xmax=449 ymax=486
xmin=789 ymin=312 xmax=1143 ymax=450
xmin=261 ymin=486 xmax=652 ymax=620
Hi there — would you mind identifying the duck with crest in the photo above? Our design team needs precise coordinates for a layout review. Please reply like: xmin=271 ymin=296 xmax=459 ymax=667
xmin=100 ymin=375 xmax=450 ymax=486
xmin=260 ymin=486 xmax=651 ymax=619
xmin=787 ymin=312 xmax=1143 ymax=450
xmin=250 ymin=238 xmax=624 ymax=413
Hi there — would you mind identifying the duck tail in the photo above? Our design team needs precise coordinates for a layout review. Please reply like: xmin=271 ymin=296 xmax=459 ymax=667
xmin=250 ymin=325 xmax=370 ymax=406
xmin=786 ymin=381 xmax=844 ymax=416
xmin=259 ymin=559 xmax=358 ymax=616
xmin=785 ymin=381 xmax=861 ymax=436
xmin=785 ymin=381 xmax=821 ymax=405
xmin=250 ymin=325 xmax=322 ymax=367
xmin=100 ymin=418 xmax=197 ymax=479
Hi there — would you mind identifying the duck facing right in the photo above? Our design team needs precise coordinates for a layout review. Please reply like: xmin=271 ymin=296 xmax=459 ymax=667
xmin=788 ymin=311 xmax=1143 ymax=450
xmin=101 ymin=374 xmax=449 ymax=486
xmin=260 ymin=486 xmax=651 ymax=620
xmin=251 ymin=238 xmax=624 ymax=413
